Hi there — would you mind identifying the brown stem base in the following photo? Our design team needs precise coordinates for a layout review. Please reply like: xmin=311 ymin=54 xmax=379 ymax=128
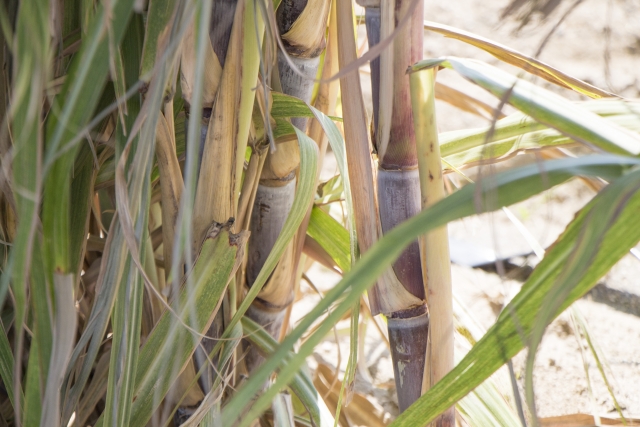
xmin=387 ymin=304 xmax=429 ymax=413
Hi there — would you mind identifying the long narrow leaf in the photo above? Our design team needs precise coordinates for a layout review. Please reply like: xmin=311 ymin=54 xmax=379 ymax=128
xmin=242 ymin=317 xmax=335 ymax=427
xmin=410 ymin=58 xmax=640 ymax=156
xmin=307 ymin=206 xmax=350 ymax=273
xmin=222 ymin=155 xmax=640 ymax=425
xmin=422 ymin=21 xmax=614 ymax=98
xmin=391 ymin=167 xmax=640 ymax=426
xmin=125 ymin=224 xmax=246 ymax=427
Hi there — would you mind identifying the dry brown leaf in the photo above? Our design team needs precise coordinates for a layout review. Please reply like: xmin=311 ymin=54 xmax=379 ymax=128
xmin=281 ymin=0 xmax=331 ymax=58
xmin=540 ymin=413 xmax=640 ymax=426
xmin=435 ymin=81 xmax=505 ymax=119
xmin=313 ymin=362 xmax=389 ymax=427
xmin=179 ymin=23 xmax=222 ymax=108
xmin=423 ymin=20 xmax=615 ymax=99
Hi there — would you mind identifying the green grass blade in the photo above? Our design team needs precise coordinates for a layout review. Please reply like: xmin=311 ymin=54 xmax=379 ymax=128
xmin=391 ymin=167 xmax=640 ymax=426
xmin=104 ymin=260 xmax=145 ymax=427
xmin=410 ymin=58 xmax=640 ymax=156
xmin=5 ymin=0 xmax=50 ymax=417
xmin=522 ymin=167 xmax=640 ymax=421
xmin=332 ymin=299 xmax=359 ymax=427
xmin=270 ymin=93 xmax=342 ymax=122
xmin=140 ymin=0 xmax=178 ymax=79
xmin=42 ymin=0 xmax=135 ymax=273
xmin=307 ymin=104 xmax=358 ymax=266
xmin=293 ymin=101 xmax=359 ymax=419
xmin=102 ymin=13 xmax=146 ymax=427
xmin=124 ymin=225 xmax=245 ymax=427
xmin=242 ymin=317 xmax=332 ymax=427
xmin=439 ymin=111 xmax=547 ymax=158
xmin=69 ymin=145 xmax=100 ymax=278
xmin=24 ymin=247 xmax=51 ymax=426
xmin=23 ymin=339 xmax=41 ymax=427
xmin=221 ymin=154 xmax=640 ymax=426
xmin=0 ymin=320 xmax=17 ymax=409
xmin=169 ymin=322 xmax=242 ymax=426
xmin=61 ymin=217 xmax=128 ymax=425
xmin=28 ymin=246 xmax=53 ymax=383
xmin=453 ymin=297 xmax=523 ymax=425
xmin=439 ymin=101 xmax=640 ymax=170
xmin=307 ymin=206 xmax=350 ymax=273
xmin=571 ymin=307 xmax=625 ymax=421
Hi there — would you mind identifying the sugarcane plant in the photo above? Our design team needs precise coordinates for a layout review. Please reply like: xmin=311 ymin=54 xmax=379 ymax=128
xmin=1 ymin=0 xmax=640 ymax=426
xmin=353 ymin=0 xmax=454 ymax=420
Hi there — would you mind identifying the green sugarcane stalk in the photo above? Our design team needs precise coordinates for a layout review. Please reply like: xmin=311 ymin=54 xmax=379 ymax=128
xmin=410 ymin=67 xmax=455 ymax=427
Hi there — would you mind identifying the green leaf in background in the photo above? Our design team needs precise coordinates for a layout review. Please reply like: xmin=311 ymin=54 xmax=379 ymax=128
xmin=103 ymin=13 xmax=146 ymax=427
xmin=5 ymin=0 xmax=50 ymax=416
xmin=410 ymin=58 xmax=640 ymax=156
xmin=42 ymin=0 xmax=135 ymax=273
xmin=307 ymin=206 xmax=351 ymax=273
xmin=439 ymin=100 xmax=640 ymax=171
xmin=271 ymin=92 xmax=342 ymax=122
xmin=140 ymin=0 xmax=179 ymax=80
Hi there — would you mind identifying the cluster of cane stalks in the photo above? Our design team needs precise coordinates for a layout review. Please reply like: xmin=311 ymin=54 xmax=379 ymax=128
xmin=2 ymin=0 xmax=640 ymax=426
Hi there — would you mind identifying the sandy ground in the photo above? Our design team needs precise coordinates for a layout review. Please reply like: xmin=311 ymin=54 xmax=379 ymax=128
xmin=294 ymin=0 xmax=640 ymax=423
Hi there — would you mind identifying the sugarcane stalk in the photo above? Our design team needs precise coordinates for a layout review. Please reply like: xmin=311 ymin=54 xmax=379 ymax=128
xmin=241 ymin=0 xmax=331 ymax=375
xmin=277 ymin=0 xmax=330 ymax=131
xmin=337 ymin=0 xmax=426 ymax=410
xmin=242 ymin=148 xmax=298 ymax=374
xmin=192 ymin=0 xmax=243 ymax=242
xmin=282 ymin=0 xmax=340 ymax=347
xmin=410 ymin=67 xmax=455 ymax=426
xmin=178 ymin=0 xmax=239 ymax=404
xmin=356 ymin=0 xmax=429 ymax=413
xmin=288 ymin=0 xmax=340 ymax=348
xmin=293 ymin=0 xmax=338 ymax=256
xmin=336 ymin=0 xmax=379 ymax=266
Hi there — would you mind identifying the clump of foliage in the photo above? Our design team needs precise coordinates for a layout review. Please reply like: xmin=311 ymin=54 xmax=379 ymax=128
xmin=0 ymin=0 xmax=638 ymax=426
